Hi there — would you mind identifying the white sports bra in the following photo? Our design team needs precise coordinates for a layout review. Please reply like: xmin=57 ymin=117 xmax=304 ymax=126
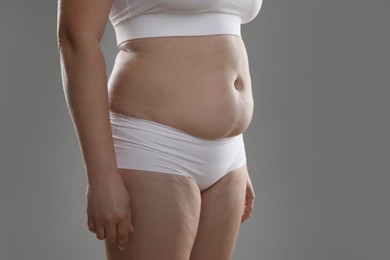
xmin=109 ymin=0 xmax=263 ymax=46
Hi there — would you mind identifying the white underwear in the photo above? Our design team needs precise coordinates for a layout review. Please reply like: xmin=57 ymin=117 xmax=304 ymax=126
xmin=109 ymin=111 xmax=247 ymax=192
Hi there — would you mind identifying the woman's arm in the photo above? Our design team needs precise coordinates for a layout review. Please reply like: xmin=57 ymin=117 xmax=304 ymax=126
xmin=57 ymin=0 xmax=116 ymax=183
xmin=57 ymin=0 xmax=134 ymax=251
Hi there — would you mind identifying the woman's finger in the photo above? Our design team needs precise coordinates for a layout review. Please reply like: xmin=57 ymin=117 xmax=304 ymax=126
xmin=95 ymin=221 xmax=106 ymax=240
xmin=105 ymin=223 xmax=117 ymax=244
xmin=241 ymin=186 xmax=255 ymax=223
xmin=116 ymin=218 xmax=132 ymax=251
xmin=241 ymin=200 xmax=252 ymax=223
xmin=87 ymin=217 xmax=95 ymax=233
xmin=128 ymin=214 xmax=135 ymax=233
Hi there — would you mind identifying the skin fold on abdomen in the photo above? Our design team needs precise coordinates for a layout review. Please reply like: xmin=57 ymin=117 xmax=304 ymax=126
xmin=108 ymin=34 xmax=254 ymax=140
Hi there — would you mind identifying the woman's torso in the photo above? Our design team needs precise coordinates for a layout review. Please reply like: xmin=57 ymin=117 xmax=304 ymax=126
xmin=108 ymin=34 xmax=254 ymax=140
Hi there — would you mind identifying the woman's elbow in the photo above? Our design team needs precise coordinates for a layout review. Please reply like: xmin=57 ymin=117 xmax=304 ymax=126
xmin=57 ymin=27 xmax=75 ymax=52
xmin=57 ymin=28 xmax=99 ymax=54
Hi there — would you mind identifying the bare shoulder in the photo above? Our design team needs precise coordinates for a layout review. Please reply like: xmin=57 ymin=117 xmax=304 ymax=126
xmin=57 ymin=0 xmax=113 ymax=45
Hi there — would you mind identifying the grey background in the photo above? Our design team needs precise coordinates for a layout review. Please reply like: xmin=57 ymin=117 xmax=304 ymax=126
xmin=1 ymin=0 xmax=389 ymax=259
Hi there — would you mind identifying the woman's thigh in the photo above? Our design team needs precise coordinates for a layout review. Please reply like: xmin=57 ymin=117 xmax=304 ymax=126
xmin=190 ymin=163 xmax=248 ymax=260
xmin=104 ymin=168 xmax=201 ymax=260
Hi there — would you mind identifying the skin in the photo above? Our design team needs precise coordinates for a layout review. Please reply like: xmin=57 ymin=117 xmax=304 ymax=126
xmin=57 ymin=0 xmax=255 ymax=259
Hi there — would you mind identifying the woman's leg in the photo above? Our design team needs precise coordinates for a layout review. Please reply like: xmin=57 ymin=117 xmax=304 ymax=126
xmin=189 ymin=163 xmax=248 ymax=260
xmin=104 ymin=168 xmax=201 ymax=260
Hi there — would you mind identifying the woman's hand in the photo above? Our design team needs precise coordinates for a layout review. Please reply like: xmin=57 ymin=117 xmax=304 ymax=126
xmin=241 ymin=172 xmax=255 ymax=223
xmin=86 ymin=170 xmax=134 ymax=251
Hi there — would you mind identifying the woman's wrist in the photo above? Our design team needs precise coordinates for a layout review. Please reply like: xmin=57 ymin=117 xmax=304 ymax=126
xmin=85 ymin=163 xmax=121 ymax=185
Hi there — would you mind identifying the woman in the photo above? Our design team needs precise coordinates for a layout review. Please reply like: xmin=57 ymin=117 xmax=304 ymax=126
xmin=57 ymin=0 xmax=261 ymax=259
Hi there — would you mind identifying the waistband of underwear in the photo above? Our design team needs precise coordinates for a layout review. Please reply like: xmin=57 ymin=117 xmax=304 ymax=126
xmin=109 ymin=110 xmax=243 ymax=144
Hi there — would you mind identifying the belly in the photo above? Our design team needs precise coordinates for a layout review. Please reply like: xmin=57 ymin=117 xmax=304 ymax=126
xmin=108 ymin=35 xmax=254 ymax=140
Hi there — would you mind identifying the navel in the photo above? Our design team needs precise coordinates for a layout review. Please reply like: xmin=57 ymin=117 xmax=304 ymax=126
xmin=233 ymin=77 xmax=244 ymax=91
